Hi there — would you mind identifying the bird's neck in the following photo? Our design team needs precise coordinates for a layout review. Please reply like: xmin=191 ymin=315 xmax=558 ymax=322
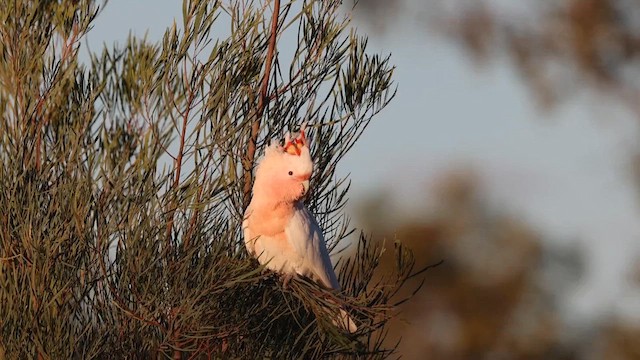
xmin=250 ymin=195 xmax=300 ymax=213
xmin=250 ymin=181 xmax=303 ymax=210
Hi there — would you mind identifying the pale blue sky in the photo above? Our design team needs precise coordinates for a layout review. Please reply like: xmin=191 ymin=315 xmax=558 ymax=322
xmin=86 ymin=1 xmax=640 ymax=323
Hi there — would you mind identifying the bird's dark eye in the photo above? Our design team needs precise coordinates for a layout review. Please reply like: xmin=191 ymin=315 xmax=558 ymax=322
xmin=288 ymin=171 xmax=293 ymax=176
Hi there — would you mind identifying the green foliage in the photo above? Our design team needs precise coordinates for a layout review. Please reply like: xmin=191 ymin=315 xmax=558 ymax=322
xmin=0 ymin=0 xmax=425 ymax=358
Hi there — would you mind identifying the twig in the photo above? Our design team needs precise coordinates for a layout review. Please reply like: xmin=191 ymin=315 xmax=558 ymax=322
xmin=165 ymin=51 xmax=202 ymax=245
xmin=33 ymin=23 xmax=80 ymax=171
xmin=242 ymin=0 xmax=280 ymax=209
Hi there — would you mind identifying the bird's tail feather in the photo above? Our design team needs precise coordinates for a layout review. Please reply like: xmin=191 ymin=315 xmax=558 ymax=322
xmin=332 ymin=308 xmax=357 ymax=333
xmin=321 ymin=300 xmax=357 ymax=333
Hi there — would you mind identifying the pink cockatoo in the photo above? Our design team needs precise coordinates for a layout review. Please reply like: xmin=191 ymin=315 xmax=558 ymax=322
xmin=243 ymin=124 xmax=357 ymax=333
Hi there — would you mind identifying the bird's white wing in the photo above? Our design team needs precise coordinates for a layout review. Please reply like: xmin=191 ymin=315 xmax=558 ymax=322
xmin=285 ymin=203 xmax=340 ymax=290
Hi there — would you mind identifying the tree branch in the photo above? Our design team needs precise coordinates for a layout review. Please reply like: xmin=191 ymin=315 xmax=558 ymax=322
xmin=243 ymin=0 xmax=280 ymax=210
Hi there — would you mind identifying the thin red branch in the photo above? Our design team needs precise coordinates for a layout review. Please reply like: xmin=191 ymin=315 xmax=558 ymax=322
xmin=165 ymin=87 xmax=194 ymax=242
xmin=243 ymin=0 xmax=281 ymax=209
xmin=165 ymin=53 xmax=201 ymax=244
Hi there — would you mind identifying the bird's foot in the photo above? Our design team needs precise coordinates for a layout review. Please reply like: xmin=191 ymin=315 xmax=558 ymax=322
xmin=282 ymin=273 xmax=294 ymax=290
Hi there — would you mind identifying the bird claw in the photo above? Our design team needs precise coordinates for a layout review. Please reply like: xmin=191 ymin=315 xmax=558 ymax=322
xmin=282 ymin=273 xmax=293 ymax=290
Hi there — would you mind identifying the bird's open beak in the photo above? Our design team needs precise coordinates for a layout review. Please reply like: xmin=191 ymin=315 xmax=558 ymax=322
xmin=301 ymin=180 xmax=310 ymax=196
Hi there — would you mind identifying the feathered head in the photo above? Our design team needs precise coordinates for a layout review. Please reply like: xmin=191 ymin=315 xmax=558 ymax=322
xmin=253 ymin=124 xmax=313 ymax=202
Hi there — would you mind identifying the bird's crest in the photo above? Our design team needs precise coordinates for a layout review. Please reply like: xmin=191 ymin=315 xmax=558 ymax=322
xmin=259 ymin=123 xmax=312 ymax=169
xmin=283 ymin=123 xmax=307 ymax=156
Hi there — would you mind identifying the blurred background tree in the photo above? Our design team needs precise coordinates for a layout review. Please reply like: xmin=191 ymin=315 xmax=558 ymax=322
xmin=354 ymin=0 xmax=640 ymax=113
xmin=349 ymin=0 xmax=640 ymax=359
xmin=355 ymin=170 xmax=588 ymax=359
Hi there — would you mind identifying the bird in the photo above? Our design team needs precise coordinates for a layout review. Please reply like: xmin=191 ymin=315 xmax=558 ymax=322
xmin=243 ymin=124 xmax=357 ymax=333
